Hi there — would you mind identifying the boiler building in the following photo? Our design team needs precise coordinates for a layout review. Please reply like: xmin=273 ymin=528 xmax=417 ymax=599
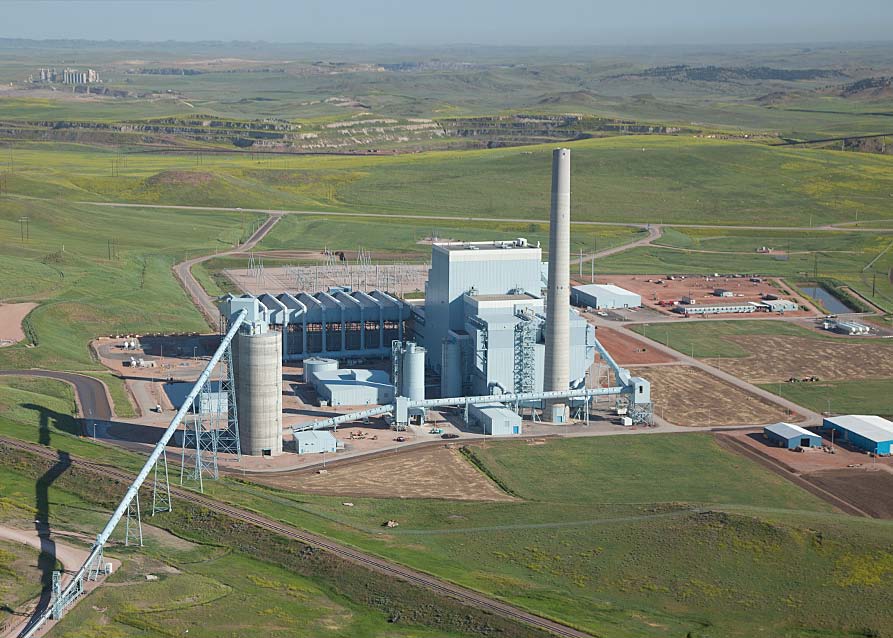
xmin=411 ymin=239 xmax=596 ymax=398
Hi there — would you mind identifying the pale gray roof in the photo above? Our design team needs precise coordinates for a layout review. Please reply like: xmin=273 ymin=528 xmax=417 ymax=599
xmin=825 ymin=415 xmax=893 ymax=443
xmin=765 ymin=422 xmax=818 ymax=440
xmin=573 ymin=283 xmax=640 ymax=297
xmin=293 ymin=430 xmax=336 ymax=444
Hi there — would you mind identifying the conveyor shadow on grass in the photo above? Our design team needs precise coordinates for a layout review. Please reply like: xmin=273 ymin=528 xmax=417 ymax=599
xmin=21 ymin=405 xmax=72 ymax=636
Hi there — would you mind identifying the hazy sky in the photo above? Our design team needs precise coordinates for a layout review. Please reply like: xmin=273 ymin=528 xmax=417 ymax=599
xmin=2 ymin=0 xmax=891 ymax=46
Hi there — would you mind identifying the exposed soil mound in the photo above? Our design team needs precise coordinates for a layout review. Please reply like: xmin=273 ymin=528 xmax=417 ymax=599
xmin=145 ymin=171 xmax=214 ymax=187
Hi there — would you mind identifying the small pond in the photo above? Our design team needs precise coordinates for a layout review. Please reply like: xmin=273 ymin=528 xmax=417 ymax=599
xmin=800 ymin=285 xmax=855 ymax=314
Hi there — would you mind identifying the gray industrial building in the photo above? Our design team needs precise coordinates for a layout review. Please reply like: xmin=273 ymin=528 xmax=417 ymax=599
xmin=760 ymin=299 xmax=798 ymax=313
xmin=293 ymin=430 xmax=337 ymax=454
xmin=571 ymin=283 xmax=641 ymax=309
xmin=469 ymin=402 xmax=522 ymax=436
xmin=311 ymin=367 xmax=395 ymax=407
xmin=220 ymin=290 xmax=409 ymax=362
xmin=411 ymin=239 xmax=595 ymax=401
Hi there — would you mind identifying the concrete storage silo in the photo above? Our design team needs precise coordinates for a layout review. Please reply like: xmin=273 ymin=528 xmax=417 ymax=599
xmin=234 ymin=328 xmax=283 ymax=456
xmin=401 ymin=342 xmax=426 ymax=402
xmin=303 ymin=357 xmax=338 ymax=384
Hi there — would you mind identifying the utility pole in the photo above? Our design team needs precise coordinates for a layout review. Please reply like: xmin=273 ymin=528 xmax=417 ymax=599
xmin=873 ymin=271 xmax=877 ymax=297
xmin=18 ymin=216 xmax=29 ymax=243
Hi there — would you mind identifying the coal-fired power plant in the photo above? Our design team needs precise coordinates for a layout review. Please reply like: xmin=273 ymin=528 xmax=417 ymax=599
xmin=233 ymin=325 xmax=283 ymax=456
xmin=544 ymin=148 xmax=571 ymax=423
xmin=218 ymin=145 xmax=653 ymax=452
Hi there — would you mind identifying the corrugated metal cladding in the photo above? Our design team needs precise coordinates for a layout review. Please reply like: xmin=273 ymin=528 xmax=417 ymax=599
xmin=469 ymin=403 xmax=522 ymax=436
xmin=421 ymin=241 xmax=595 ymax=398
xmin=462 ymin=294 xmax=593 ymax=397
xmin=293 ymin=430 xmax=337 ymax=454
xmin=219 ymin=291 xmax=409 ymax=361
xmin=423 ymin=241 xmax=543 ymax=371
xmin=571 ymin=284 xmax=642 ymax=309
xmin=824 ymin=415 xmax=893 ymax=455
xmin=312 ymin=369 xmax=394 ymax=407
xmin=763 ymin=422 xmax=822 ymax=449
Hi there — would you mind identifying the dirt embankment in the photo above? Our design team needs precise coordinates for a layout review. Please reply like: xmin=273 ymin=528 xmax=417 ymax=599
xmin=0 ymin=303 xmax=37 ymax=347
xmin=249 ymin=445 xmax=514 ymax=501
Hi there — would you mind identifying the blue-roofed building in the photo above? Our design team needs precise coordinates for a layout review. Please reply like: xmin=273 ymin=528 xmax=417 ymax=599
xmin=763 ymin=422 xmax=822 ymax=449
xmin=823 ymin=415 xmax=893 ymax=455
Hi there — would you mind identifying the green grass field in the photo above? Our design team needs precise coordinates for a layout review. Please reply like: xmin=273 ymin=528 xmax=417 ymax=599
xmin=760 ymin=379 xmax=893 ymax=419
xmin=0 ymin=539 xmax=42 ymax=629
xmin=0 ymin=461 xmax=469 ymax=638
xmin=4 ymin=135 xmax=893 ymax=227
xmin=631 ymin=320 xmax=834 ymax=358
xmin=0 ymin=198 xmax=263 ymax=373
xmin=255 ymin=214 xmax=640 ymax=258
xmin=3 ymin=378 xmax=893 ymax=637
xmin=198 ymin=434 xmax=893 ymax=638
xmin=631 ymin=320 xmax=893 ymax=417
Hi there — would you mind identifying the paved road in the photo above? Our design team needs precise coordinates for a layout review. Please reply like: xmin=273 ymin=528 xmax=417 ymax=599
xmin=173 ymin=213 xmax=282 ymax=327
xmin=80 ymin=200 xmax=893 ymax=233
xmin=0 ymin=370 xmax=113 ymax=421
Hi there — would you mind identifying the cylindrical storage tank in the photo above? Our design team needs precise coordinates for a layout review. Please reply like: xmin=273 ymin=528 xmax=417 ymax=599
xmin=234 ymin=330 xmax=283 ymax=456
xmin=440 ymin=338 xmax=461 ymax=398
xmin=303 ymin=357 xmax=338 ymax=384
xmin=402 ymin=342 xmax=426 ymax=402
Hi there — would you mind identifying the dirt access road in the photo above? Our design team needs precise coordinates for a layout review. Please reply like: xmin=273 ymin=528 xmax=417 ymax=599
xmin=82 ymin=200 xmax=893 ymax=233
xmin=0 ymin=525 xmax=119 ymax=638
xmin=173 ymin=213 xmax=282 ymax=326
xmin=172 ymin=209 xmax=657 ymax=330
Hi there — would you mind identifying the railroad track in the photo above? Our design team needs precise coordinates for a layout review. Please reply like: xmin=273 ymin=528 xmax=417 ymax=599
xmin=1 ymin=436 xmax=591 ymax=638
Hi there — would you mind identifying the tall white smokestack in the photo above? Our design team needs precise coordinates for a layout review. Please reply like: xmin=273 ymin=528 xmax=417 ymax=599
xmin=543 ymin=148 xmax=571 ymax=423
